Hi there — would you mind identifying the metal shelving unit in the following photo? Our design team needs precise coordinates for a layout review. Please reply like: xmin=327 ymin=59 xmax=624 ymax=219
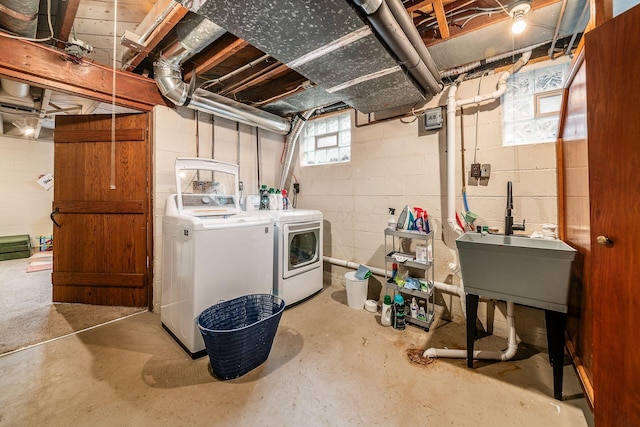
xmin=384 ymin=227 xmax=435 ymax=331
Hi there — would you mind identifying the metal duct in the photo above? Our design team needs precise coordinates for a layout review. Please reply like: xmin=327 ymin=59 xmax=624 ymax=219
xmin=154 ymin=14 xmax=291 ymax=135
xmin=180 ymin=0 xmax=433 ymax=114
xmin=353 ymin=0 xmax=442 ymax=96
xmin=0 ymin=0 xmax=38 ymax=38
xmin=278 ymin=108 xmax=316 ymax=191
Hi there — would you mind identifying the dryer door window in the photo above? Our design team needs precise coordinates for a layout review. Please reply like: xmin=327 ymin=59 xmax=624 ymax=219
xmin=284 ymin=221 xmax=320 ymax=278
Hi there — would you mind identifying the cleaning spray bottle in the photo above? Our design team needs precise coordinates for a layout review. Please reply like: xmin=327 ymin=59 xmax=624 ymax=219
xmin=387 ymin=208 xmax=396 ymax=229
xmin=413 ymin=207 xmax=425 ymax=232
xmin=410 ymin=297 xmax=418 ymax=319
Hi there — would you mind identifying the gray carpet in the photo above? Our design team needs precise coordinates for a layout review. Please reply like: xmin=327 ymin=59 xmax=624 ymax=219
xmin=0 ymin=257 xmax=146 ymax=355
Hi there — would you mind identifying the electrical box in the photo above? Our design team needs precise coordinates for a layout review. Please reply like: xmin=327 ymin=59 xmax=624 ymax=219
xmin=481 ymin=164 xmax=491 ymax=178
xmin=471 ymin=163 xmax=481 ymax=179
xmin=423 ymin=108 xmax=443 ymax=130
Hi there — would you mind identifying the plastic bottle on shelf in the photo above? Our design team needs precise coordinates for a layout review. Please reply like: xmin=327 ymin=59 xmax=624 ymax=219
xmin=387 ymin=208 xmax=396 ymax=229
xmin=259 ymin=185 xmax=269 ymax=210
xmin=381 ymin=295 xmax=392 ymax=327
xmin=393 ymin=294 xmax=405 ymax=330
xmin=268 ymin=188 xmax=278 ymax=211
xmin=410 ymin=297 xmax=418 ymax=319
xmin=275 ymin=189 xmax=283 ymax=210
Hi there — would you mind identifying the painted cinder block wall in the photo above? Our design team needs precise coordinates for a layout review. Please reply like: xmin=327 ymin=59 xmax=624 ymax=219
xmin=0 ymin=136 xmax=54 ymax=247
xmin=291 ymin=69 xmax=559 ymax=348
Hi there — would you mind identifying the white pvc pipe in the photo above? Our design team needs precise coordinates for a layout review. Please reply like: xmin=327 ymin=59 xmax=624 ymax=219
xmin=323 ymin=256 xmax=465 ymax=314
xmin=423 ymin=301 xmax=518 ymax=361
xmin=323 ymin=256 xmax=386 ymax=277
xmin=430 ymin=51 xmax=531 ymax=362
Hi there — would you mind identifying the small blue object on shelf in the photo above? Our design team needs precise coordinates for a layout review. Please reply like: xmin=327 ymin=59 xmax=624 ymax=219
xmin=198 ymin=294 xmax=285 ymax=380
xmin=355 ymin=264 xmax=372 ymax=280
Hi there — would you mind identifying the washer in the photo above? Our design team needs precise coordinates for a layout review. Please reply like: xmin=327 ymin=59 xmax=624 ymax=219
xmin=161 ymin=158 xmax=274 ymax=358
xmin=242 ymin=195 xmax=323 ymax=306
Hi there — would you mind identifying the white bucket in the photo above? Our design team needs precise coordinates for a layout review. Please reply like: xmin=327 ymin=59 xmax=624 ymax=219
xmin=345 ymin=271 xmax=368 ymax=309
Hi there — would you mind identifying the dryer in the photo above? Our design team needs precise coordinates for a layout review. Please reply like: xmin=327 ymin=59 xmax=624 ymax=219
xmin=242 ymin=195 xmax=323 ymax=306
xmin=161 ymin=158 xmax=274 ymax=357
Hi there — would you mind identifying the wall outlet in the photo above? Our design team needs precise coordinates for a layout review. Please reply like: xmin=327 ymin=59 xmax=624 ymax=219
xmin=470 ymin=163 xmax=481 ymax=179
xmin=293 ymin=183 xmax=300 ymax=193
xmin=481 ymin=164 xmax=491 ymax=178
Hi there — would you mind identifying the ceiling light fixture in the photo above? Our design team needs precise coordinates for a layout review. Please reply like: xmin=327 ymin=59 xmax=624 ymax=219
xmin=509 ymin=1 xmax=531 ymax=35
xmin=12 ymin=118 xmax=36 ymax=136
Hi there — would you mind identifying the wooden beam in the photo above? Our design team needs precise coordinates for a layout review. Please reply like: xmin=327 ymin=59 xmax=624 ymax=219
xmin=0 ymin=38 xmax=168 ymax=111
xmin=122 ymin=1 xmax=189 ymax=71
xmin=405 ymin=0 xmax=438 ymax=14
xmin=433 ymin=0 xmax=450 ymax=39
xmin=184 ymin=35 xmax=249 ymax=81
xmin=593 ymin=0 xmax=613 ymax=27
xmin=221 ymin=63 xmax=290 ymax=96
xmin=54 ymin=0 xmax=81 ymax=48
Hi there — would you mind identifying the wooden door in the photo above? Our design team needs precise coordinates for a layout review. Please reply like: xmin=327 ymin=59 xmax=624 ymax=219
xmin=52 ymin=113 xmax=152 ymax=307
xmin=586 ymin=6 xmax=640 ymax=425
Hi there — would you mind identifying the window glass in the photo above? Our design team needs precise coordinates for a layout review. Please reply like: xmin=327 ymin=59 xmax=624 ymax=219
xmin=502 ymin=61 xmax=570 ymax=146
xmin=301 ymin=112 xmax=351 ymax=166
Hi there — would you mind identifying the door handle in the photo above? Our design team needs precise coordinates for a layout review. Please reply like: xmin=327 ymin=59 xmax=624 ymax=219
xmin=596 ymin=235 xmax=612 ymax=246
xmin=50 ymin=207 xmax=61 ymax=228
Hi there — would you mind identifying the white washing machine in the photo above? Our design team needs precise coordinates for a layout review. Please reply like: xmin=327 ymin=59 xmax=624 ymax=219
xmin=242 ymin=195 xmax=323 ymax=306
xmin=161 ymin=158 xmax=274 ymax=358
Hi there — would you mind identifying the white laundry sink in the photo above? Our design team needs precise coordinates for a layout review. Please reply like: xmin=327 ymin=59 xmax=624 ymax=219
xmin=456 ymin=233 xmax=577 ymax=312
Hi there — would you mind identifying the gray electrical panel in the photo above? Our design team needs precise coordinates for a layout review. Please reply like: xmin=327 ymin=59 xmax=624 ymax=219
xmin=424 ymin=107 xmax=443 ymax=130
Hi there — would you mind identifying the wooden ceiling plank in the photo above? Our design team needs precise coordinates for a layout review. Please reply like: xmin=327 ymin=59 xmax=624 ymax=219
xmin=406 ymin=0 xmax=438 ymax=14
xmin=184 ymin=36 xmax=250 ymax=81
xmin=0 ymin=38 xmax=167 ymax=111
xmin=221 ymin=63 xmax=291 ymax=96
xmin=433 ymin=0 xmax=450 ymax=39
xmin=54 ymin=0 xmax=81 ymax=48
xmin=122 ymin=2 xmax=189 ymax=71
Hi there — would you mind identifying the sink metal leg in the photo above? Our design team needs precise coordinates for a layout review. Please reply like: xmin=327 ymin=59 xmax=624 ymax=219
xmin=545 ymin=310 xmax=567 ymax=401
xmin=466 ymin=293 xmax=479 ymax=368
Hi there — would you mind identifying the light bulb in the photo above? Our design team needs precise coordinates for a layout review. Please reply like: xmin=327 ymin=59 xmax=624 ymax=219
xmin=511 ymin=15 xmax=527 ymax=34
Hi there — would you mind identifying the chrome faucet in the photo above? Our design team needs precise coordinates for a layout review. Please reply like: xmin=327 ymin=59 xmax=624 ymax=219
xmin=505 ymin=181 xmax=525 ymax=235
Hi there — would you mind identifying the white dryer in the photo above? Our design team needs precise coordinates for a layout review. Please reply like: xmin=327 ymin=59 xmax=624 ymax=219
xmin=161 ymin=158 xmax=274 ymax=357
xmin=242 ymin=195 xmax=323 ymax=306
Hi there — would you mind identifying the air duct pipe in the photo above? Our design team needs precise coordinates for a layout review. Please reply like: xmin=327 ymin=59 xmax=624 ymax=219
xmin=154 ymin=15 xmax=291 ymax=135
xmin=278 ymin=108 xmax=316 ymax=191
xmin=0 ymin=0 xmax=39 ymax=38
xmin=352 ymin=0 xmax=443 ymax=96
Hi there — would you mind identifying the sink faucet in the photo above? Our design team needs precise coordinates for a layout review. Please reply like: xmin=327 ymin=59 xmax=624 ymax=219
xmin=505 ymin=181 xmax=525 ymax=235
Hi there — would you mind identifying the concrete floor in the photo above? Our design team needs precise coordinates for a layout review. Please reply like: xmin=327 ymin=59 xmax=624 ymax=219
xmin=0 ymin=282 xmax=593 ymax=426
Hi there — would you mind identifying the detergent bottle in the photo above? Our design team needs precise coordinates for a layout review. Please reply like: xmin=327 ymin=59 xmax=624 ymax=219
xmin=381 ymin=295 xmax=392 ymax=327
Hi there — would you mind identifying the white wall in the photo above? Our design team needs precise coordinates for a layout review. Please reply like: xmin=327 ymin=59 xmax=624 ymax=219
xmin=0 ymin=136 xmax=54 ymax=248
xmin=291 ymin=71 xmax=559 ymax=348
xmin=152 ymin=105 xmax=284 ymax=311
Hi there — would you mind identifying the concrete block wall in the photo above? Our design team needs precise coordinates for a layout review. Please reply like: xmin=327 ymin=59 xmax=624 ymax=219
xmin=293 ymin=70 xmax=559 ymax=348
xmin=0 ymin=136 xmax=54 ymax=247
xmin=152 ymin=105 xmax=284 ymax=311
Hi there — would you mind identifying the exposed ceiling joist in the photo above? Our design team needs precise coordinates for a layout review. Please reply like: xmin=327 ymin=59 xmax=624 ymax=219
xmin=184 ymin=34 xmax=249 ymax=81
xmin=432 ymin=0 xmax=450 ymax=38
xmin=54 ymin=0 xmax=81 ymax=48
xmin=122 ymin=0 xmax=189 ymax=71
xmin=0 ymin=37 xmax=167 ymax=111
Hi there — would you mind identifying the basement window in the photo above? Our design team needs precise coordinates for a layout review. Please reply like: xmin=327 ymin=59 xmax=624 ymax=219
xmin=301 ymin=112 xmax=351 ymax=166
xmin=501 ymin=62 xmax=569 ymax=146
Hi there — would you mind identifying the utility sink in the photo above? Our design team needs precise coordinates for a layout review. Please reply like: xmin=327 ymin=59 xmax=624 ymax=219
xmin=456 ymin=233 xmax=577 ymax=312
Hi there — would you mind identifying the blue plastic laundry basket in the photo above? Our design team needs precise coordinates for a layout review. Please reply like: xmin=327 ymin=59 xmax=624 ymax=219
xmin=198 ymin=294 xmax=285 ymax=380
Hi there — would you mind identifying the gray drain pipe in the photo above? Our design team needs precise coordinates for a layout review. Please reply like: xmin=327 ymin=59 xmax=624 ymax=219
xmin=353 ymin=0 xmax=443 ymax=96
xmin=154 ymin=15 xmax=291 ymax=135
